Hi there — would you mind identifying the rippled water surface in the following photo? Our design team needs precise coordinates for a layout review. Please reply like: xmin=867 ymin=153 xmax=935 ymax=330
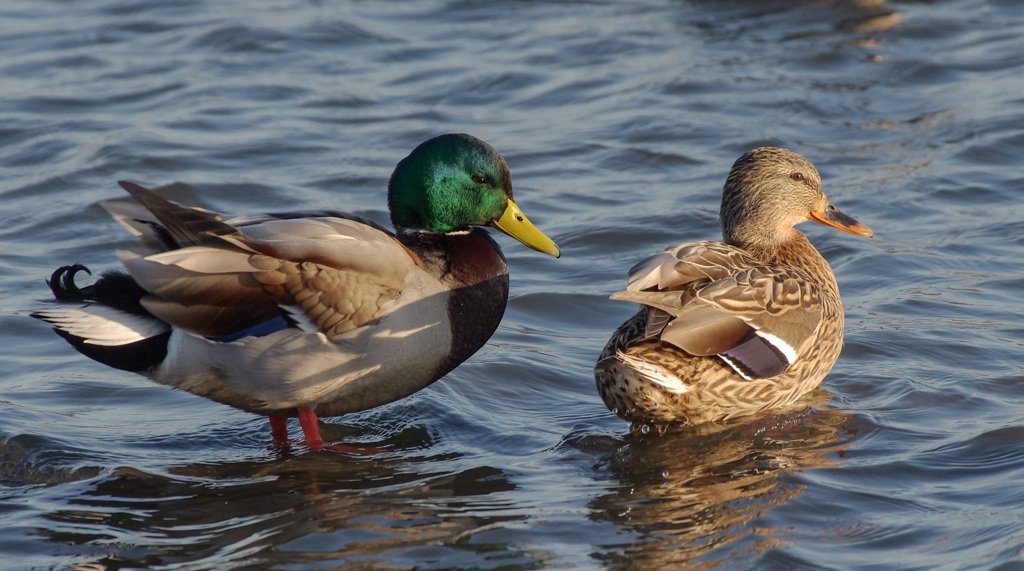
xmin=3 ymin=0 xmax=1024 ymax=568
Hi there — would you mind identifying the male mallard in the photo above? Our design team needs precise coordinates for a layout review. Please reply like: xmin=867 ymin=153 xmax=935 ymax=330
xmin=594 ymin=147 xmax=872 ymax=428
xmin=34 ymin=133 xmax=559 ymax=451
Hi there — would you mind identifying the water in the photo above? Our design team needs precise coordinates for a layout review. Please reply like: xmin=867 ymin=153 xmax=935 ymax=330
xmin=2 ymin=0 xmax=1024 ymax=568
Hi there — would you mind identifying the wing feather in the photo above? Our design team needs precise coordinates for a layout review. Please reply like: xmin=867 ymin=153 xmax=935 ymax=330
xmin=611 ymin=241 xmax=823 ymax=379
xmin=108 ymin=185 xmax=422 ymax=340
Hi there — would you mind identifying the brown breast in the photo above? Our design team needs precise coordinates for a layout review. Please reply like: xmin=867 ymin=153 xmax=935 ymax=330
xmin=400 ymin=228 xmax=511 ymax=378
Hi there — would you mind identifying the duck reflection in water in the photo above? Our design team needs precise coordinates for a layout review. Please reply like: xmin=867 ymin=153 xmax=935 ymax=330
xmin=588 ymin=391 xmax=855 ymax=568
xmin=25 ymin=420 xmax=541 ymax=569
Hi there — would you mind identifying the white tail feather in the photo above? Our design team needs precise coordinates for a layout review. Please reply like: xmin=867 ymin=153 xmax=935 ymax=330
xmin=615 ymin=350 xmax=689 ymax=394
xmin=34 ymin=306 xmax=170 ymax=346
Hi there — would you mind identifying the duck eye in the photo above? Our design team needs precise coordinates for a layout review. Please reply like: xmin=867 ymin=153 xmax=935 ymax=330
xmin=471 ymin=175 xmax=488 ymax=186
xmin=790 ymin=172 xmax=804 ymax=181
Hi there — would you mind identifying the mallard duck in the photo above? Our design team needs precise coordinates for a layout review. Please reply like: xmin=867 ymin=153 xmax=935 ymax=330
xmin=33 ymin=133 xmax=560 ymax=451
xmin=594 ymin=147 xmax=872 ymax=428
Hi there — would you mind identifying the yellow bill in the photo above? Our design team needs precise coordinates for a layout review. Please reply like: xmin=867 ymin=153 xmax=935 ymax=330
xmin=491 ymin=199 xmax=561 ymax=258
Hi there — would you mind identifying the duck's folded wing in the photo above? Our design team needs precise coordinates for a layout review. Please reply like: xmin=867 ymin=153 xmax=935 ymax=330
xmin=625 ymin=241 xmax=763 ymax=291
xmin=100 ymin=197 xmax=182 ymax=254
xmin=116 ymin=181 xmax=237 ymax=248
xmin=613 ymin=254 xmax=823 ymax=380
xmin=120 ymin=216 xmax=421 ymax=339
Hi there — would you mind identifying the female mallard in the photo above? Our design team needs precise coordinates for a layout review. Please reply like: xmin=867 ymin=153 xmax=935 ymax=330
xmin=34 ymin=133 xmax=559 ymax=451
xmin=594 ymin=147 xmax=872 ymax=428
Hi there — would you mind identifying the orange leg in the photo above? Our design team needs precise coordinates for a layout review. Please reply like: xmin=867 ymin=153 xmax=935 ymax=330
xmin=298 ymin=409 xmax=323 ymax=451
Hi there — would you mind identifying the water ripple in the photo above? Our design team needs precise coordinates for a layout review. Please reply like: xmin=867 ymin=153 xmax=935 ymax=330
xmin=4 ymin=0 xmax=1024 ymax=568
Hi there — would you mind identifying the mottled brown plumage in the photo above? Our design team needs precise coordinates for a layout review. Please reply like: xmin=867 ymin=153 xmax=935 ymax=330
xmin=595 ymin=147 xmax=872 ymax=428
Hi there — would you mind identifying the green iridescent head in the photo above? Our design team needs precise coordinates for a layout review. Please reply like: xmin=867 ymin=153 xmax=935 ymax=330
xmin=387 ymin=133 xmax=559 ymax=257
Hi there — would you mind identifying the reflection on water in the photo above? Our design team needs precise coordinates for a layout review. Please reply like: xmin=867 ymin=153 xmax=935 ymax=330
xmin=4 ymin=394 xmax=854 ymax=570
xmin=588 ymin=390 xmax=853 ymax=569
xmin=5 ymin=0 xmax=1024 ymax=566
xmin=15 ymin=427 xmax=540 ymax=569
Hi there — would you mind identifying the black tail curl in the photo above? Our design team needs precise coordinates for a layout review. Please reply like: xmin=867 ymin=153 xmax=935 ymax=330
xmin=46 ymin=265 xmax=152 ymax=317
xmin=46 ymin=264 xmax=91 ymax=300
xmin=39 ymin=265 xmax=169 ymax=373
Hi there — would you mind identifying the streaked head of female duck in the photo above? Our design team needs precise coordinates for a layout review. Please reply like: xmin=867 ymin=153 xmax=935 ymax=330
xmin=387 ymin=133 xmax=560 ymax=257
xmin=720 ymin=146 xmax=873 ymax=249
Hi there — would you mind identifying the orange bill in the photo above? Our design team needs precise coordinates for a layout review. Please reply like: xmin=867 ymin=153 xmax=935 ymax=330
xmin=809 ymin=203 xmax=873 ymax=237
